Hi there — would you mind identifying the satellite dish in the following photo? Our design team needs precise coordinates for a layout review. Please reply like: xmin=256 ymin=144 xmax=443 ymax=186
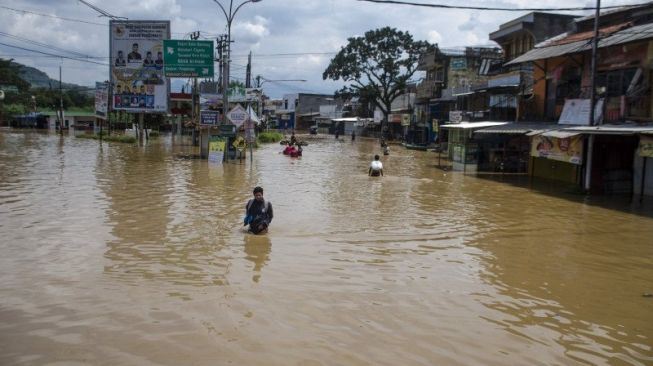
xmin=0 ymin=90 xmax=4 ymax=100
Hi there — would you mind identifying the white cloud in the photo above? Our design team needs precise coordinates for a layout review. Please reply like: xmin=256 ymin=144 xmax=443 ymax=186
xmin=0 ymin=0 xmax=644 ymax=95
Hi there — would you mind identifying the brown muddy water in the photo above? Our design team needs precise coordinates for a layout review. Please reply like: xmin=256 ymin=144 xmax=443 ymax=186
xmin=0 ymin=130 xmax=652 ymax=366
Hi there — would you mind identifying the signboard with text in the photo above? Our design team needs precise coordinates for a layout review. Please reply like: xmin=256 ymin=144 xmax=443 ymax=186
xmin=227 ymin=104 xmax=248 ymax=127
xmin=163 ymin=40 xmax=214 ymax=77
xmin=200 ymin=110 xmax=221 ymax=126
xmin=95 ymin=82 xmax=109 ymax=118
xmin=558 ymin=98 xmax=604 ymax=125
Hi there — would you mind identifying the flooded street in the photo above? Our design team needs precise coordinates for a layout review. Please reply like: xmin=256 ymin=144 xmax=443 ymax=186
xmin=1 ymin=130 xmax=652 ymax=365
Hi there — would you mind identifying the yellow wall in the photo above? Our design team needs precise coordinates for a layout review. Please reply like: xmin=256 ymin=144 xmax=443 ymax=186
xmin=531 ymin=157 xmax=579 ymax=184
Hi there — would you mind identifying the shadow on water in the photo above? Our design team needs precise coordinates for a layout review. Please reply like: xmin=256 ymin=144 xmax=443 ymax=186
xmin=474 ymin=173 xmax=653 ymax=219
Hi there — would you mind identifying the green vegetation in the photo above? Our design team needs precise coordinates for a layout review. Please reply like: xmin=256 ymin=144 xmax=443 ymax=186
xmin=257 ymin=131 xmax=284 ymax=144
xmin=149 ymin=131 xmax=160 ymax=138
xmin=323 ymin=27 xmax=431 ymax=125
xmin=76 ymin=133 xmax=137 ymax=144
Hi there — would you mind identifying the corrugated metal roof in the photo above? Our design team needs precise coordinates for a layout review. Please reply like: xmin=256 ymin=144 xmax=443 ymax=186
xmin=506 ymin=22 xmax=653 ymax=65
xmin=564 ymin=124 xmax=653 ymax=135
xmin=473 ymin=123 xmax=560 ymax=135
xmin=441 ymin=121 xmax=509 ymax=129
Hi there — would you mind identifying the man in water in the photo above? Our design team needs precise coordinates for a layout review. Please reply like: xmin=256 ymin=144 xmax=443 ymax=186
xmin=369 ymin=154 xmax=384 ymax=177
xmin=244 ymin=186 xmax=273 ymax=234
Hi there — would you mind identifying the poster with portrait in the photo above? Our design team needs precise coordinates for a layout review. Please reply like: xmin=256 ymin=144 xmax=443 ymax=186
xmin=110 ymin=20 xmax=170 ymax=113
xmin=531 ymin=135 xmax=584 ymax=165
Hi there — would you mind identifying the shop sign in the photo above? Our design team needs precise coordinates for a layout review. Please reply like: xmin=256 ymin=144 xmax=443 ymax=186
xmin=639 ymin=135 xmax=653 ymax=157
xmin=450 ymin=57 xmax=467 ymax=70
xmin=449 ymin=111 xmax=463 ymax=123
xmin=208 ymin=136 xmax=225 ymax=163
xmin=558 ymin=99 xmax=604 ymax=125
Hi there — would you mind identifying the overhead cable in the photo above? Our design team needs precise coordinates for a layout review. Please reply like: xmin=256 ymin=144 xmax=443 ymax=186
xmin=356 ymin=0 xmax=649 ymax=11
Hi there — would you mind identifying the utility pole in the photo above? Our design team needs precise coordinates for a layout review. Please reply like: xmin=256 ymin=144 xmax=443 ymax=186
xmin=59 ymin=65 xmax=64 ymax=135
xmin=584 ymin=0 xmax=601 ymax=192
xmin=246 ymin=51 xmax=252 ymax=88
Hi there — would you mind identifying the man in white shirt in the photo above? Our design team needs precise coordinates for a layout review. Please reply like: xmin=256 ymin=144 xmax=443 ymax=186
xmin=369 ymin=154 xmax=384 ymax=177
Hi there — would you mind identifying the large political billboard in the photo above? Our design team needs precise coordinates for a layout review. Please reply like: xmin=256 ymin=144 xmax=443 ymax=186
xmin=110 ymin=20 xmax=170 ymax=113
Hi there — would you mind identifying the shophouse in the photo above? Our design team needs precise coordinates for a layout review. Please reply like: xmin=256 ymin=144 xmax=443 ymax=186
xmin=504 ymin=3 xmax=653 ymax=195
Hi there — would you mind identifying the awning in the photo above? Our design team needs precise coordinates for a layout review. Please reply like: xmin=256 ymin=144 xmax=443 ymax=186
xmin=441 ymin=121 xmax=509 ymax=129
xmin=564 ymin=124 xmax=653 ymax=135
xmin=541 ymin=130 xmax=581 ymax=138
xmin=474 ymin=123 xmax=560 ymax=135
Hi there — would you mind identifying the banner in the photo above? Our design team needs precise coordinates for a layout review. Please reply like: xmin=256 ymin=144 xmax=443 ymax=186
xmin=531 ymin=135 xmax=583 ymax=165
xmin=208 ymin=136 xmax=226 ymax=163
xmin=95 ymin=82 xmax=109 ymax=118
xmin=639 ymin=135 xmax=653 ymax=158
xmin=110 ymin=20 xmax=170 ymax=112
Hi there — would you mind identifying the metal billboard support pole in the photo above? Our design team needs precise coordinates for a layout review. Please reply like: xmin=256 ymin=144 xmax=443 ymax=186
xmin=584 ymin=0 xmax=601 ymax=192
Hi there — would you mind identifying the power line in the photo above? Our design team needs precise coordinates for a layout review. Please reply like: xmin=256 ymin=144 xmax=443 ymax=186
xmin=76 ymin=0 xmax=126 ymax=20
xmin=0 ymin=42 xmax=109 ymax=66
xmin=0 ymin=5 xmax=195 ymax=35
xmin=0 ymin=31 xmax=96 ymax=59
xmin=0 ymin=5 xmax=107 ymax=25
xmin=356 ymin=0 xmax=649 ymax=11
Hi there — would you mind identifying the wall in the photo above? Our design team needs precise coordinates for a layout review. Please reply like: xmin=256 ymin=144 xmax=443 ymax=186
xmin=633 ymin=154 xmax=653 ymax=196
xmin=531 ymin=157 xmax=580 ymax=184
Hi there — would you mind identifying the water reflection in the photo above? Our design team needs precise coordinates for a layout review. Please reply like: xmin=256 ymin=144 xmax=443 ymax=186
xmin=1 ymin=130 xmax=652 ymax=365
xmin=243 ymin=234 xmax=271 ymax=283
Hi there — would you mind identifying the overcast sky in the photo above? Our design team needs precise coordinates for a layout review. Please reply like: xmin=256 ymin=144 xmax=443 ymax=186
xmin=0 ymin=0 xmax=644 ymax=98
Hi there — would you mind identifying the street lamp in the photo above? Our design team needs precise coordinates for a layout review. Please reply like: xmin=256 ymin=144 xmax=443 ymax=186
xmin=212 ymin=0 xmax=262 ymax=119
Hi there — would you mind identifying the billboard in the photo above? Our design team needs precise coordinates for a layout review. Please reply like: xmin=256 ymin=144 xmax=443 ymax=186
xmin=95 ymin=82 xmax=109 ymax=118
xmin=531 ymin=135 xmax=583 ymax=165
xmin=110 ymin=20 xmax=170 ymax=113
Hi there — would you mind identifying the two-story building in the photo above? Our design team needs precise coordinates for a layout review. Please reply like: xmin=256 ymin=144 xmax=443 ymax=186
xmin=275 ymin=93 xmax=337 ymax=131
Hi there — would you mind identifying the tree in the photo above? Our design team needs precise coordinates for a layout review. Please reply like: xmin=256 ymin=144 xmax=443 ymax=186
xmin=0 ymin=58 xmax=30 ymax=92
xmin=323 ymin=27 xmax=432 ymax=135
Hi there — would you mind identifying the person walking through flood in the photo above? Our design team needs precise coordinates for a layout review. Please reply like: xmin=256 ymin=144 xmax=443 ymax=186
xmin=368 ymin=155 xmax=384 ymax=177
xmin=244 ymin=187 xmax=273 ymax=234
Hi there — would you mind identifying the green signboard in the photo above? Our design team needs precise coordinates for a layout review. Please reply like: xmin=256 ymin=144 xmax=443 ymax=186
xmin=163 ymin=40 xmax=214 ymax=77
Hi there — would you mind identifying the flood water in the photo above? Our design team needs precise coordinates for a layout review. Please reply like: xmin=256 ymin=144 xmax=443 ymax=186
xmin=1 ymin=130 xmax=652 ymax=366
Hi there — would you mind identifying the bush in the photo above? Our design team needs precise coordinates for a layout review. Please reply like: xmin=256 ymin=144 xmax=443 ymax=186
xmin=257 ymin=131 xmax=284 ymax=144
xmin=149 ymin=131 xmax=160 ymax=138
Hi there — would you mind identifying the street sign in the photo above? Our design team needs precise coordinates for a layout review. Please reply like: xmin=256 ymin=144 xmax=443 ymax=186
xmin=227 ymin=104 xmax=248 ymax=128
xmin=200 ymin=110 xmax=221 ymax=126
xmin=219 ymin=124 xmax=236 ymax=136
xmin=163 ymin=40 xmax=214 ymax=77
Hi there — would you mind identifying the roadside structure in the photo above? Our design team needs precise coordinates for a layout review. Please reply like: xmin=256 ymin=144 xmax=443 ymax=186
xmin=503 ymin=3 xmax=653 ymax=195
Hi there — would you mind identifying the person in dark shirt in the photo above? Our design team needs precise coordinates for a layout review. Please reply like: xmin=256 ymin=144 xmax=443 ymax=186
xmin=128 ymin=43 xmax=142 ymax=62
xmin=244 ymin=186 xmax=273 ymax=234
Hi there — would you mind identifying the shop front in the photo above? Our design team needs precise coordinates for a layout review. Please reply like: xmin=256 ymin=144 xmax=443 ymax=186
xmin=441 ymin=121 xmax=508 ymax=173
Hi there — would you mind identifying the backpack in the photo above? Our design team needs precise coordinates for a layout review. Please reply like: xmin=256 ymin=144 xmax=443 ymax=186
xmin=244 ymin=199 xmax=270 ymax=226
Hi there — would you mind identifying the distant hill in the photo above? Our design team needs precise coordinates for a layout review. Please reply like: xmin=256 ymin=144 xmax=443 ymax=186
xmin=11 ymin=61 xmax=91 ymax=91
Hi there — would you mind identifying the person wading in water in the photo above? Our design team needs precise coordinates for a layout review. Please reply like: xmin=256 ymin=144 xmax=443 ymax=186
xmin=244 ymin=186 xmax=274 ymax=234
xmin=368 ymin=155 xmax=384 ymax=177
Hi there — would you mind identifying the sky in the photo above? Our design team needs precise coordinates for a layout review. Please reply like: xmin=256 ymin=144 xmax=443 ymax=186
xmin=0 ymin=0 xmax=646 ymax=98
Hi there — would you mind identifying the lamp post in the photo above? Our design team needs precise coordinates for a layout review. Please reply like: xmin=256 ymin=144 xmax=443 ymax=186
xmin=212 ymin=0 xmax=262 ymax=122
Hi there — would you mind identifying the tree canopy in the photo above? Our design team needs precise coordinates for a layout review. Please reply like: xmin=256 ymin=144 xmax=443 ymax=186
xmin=323 ymin=27 xmax=432 ymax=125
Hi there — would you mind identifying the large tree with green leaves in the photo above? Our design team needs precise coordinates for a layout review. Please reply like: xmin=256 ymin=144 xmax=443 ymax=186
xmin=323 ymin=27 xmax=432 ymax=132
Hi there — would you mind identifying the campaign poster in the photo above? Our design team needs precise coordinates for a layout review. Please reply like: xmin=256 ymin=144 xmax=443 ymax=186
xmin=95 ymin=81 xmax=109 ymax=117
xmin=531 ymin=135 xmax=584 ymax=165
xmin=110 ymin=20 xmax=170 ymax=113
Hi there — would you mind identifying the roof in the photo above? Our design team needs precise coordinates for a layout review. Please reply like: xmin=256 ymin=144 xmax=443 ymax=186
xmin=331 ymin=117 xmax=359 ymax=122
xmin=441 ymin=121 xmax=509 ymax=129
xmin=563 ymin=124 xmax=653 ymax=135
xmin=506 ymin=22 xmax=653 ymax=65
xmin=474 ymin=123 xmax=560 ymax=135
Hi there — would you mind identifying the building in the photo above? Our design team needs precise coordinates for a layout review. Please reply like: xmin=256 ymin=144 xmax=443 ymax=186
xmin=504 ymin=3 xmax=653 ymax=195
xmin=275 ymin=93 xmax=337 ymax=131
xmin=415 ymin=46 xmax=504 ymax=148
